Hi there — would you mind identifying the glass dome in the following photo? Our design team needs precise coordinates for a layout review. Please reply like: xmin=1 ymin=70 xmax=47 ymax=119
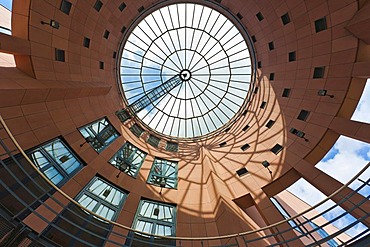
xmin=120 ymin=2 xmax=254 ymax=139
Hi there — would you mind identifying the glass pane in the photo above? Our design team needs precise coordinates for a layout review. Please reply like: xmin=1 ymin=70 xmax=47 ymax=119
xmin=155 ymin=224 xmax=172 ymax=236
xmin=148 ymin=158 xmax=178 ymax=189
xmin=135 ymin=219 xmax=153 ymax=234
xmin=44 ymin=166 xmax=64 ymax=185
xmin=88 ymin=178 xmax=125 ymax=206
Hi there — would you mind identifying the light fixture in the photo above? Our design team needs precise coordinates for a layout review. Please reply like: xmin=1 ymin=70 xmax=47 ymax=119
xmin=102 ymin=188 xmax=111 ymax=197
xmin=289 ymin=128 xmax=309 ymax=142
xmin=262 ymin=161 xmax=273 ymax=175
xmin=317 ymin=89 xmax=334 ymax=98
xmin=153 ymin=207 xmax=160 ymax=216
xmin=41 ymin=20 xmax=60 ymax=29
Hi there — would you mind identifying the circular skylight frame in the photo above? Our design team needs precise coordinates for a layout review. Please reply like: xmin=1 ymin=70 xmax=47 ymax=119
xmin=117 ymin=0 xmax=257 ymax=141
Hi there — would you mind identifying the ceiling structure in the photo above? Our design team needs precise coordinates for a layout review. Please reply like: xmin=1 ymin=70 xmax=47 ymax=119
xmin=0 ymin=0 xmax=370 ymax=246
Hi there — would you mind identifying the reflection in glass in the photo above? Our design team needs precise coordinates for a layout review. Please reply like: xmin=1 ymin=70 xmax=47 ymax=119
xmin=147 ymin=158 xmax=178 ymax=189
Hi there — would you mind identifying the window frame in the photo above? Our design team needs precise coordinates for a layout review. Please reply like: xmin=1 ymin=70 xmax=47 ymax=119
xmin=75 ymin=176 xmax=128 ymax=222
xmin=270 ymin=197 xmax=304 ymax=234
xmin=108 ymin=142 xmax=147 ymax=178
xmin=78 ymin=117 xmax=120 ymax=153
xmin=132 ymin=199 xmax=177 ymax=237
xmin=27 ymin=137 xmax=83 ymax=187
xmin=147 ymin=158 xmax=178 ymax=189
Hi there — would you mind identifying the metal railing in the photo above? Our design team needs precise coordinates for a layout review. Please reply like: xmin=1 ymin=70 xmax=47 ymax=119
xmin=0 ymin=115 xmax=369 ymax=246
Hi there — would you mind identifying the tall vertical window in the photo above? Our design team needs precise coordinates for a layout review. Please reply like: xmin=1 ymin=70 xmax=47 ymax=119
xmin=76 ymin=176 xmax=127 ymax=221
xmin=109 ymin=142 xmax=147 ymax=178
xmin=132 ymin=199 xmax=176 ymax=236
xmin=147 ymin=158 xmax=178 ymax=189
xmin=79 ymin=117 xmax=119 ymax=153
xmin=270 ymin=197 xmax=303 ymax=233
xmin=28 ymin=138 xmax=83 ymax=186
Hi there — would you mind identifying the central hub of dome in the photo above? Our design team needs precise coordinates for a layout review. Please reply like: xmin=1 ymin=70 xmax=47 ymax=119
xmin=180 ymin=69 xmax=192 ymax=82
xmin=119 ymin=2 xmax=255 ymax=139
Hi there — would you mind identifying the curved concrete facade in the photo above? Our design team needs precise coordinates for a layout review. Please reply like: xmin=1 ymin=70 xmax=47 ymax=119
xmin=0 ymin=0 xmax=370 ymax=246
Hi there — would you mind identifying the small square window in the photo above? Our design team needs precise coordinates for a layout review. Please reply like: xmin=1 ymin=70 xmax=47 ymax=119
xmin=138 ymin=6 xmax=144 ymax=12
xmin=219 ymin=142 xmax=227 ymax=147
xmin=147 ymin=135 xmax=160 ymax=147
xmin=254 ymin=87 xmax=259 ymax=94
xmin=166 ymin=142 xmax=179 ymax=152
xmin=271 ymin=144 xmax=283 ymax=155
xmin=265 ymin=120 xmax=275 ymax=128
xmin=55 ymin=48 xmax=65 ymax=62
xmin=121 ymin=26 xmax=126 ymax=33
xmin=224 ymin=127 xmax=231 ymax=133
xmin=281 ymin=13 xmax=291 ymax=25
xmin=115 ymin=109 xmax=130 ymax=123
xmin=147 ymin=158 xmax=178 ymax=189
xmin=83 ymin=37 xmax=90 ymax=48
xmin=99 ymin=61 xmax=104 ymax=69
xmin=242 ymin=124 xmax=250 ymax=131
xmin=237 ymin=13 xmax=243 ymax=20
xmin=130 ymin=124 xmax=144 ymax=137
xmin=315 ymin=17 xmax=327 ymax=33
xmin=268 ymin=41 xmax=274 ymax=50
xmin=118 ymin=2 xmax=126 ymax=11
xmin=269 ymin=73 xmax=275 ymax=81
xmin=214 ymin=0 xmax=222 ymax=3
xmin=258 ymin=61 xmax=262 ymax=68
xmin=282 ymin=88 xmax=291 ymax=97
xmin=242 ymin=110 xmax=248 ymax=116
xmin=260 ymin=101 xmax=267 ymax=109
xmin=256 ymin=12 xmax=264 ymax=21
xmin=113 ymin=51 xmax=117 ymax=59
xmin=103 ymin=30 xmax=110 ymax=39
xmin=93 ymin=0 xmax=103 ymax=12
xmin=241 ymin=143 xmax=250 ymax=151
xmin=297 ymin=110 xmax=310 ymax=121
xmin=251 ymin=35 xmax=257 ymax=43
xmin=237 ymin=167 xmax=248 ymax=177
xmin=289 ymin=51 xmax=296 ymax=62
xmin=60 ymin=0 xmax=72 ymax=15
xmin=313 ymin=66 xmax=325 ymax=79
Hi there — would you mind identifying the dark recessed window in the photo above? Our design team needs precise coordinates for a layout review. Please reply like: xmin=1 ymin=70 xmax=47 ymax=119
xmin=242 ymin=110 xmax=248 ymax=116
xmin=288 ymin=51 xmax=296 ymax=62
xmin=282 ymin=88 xmax=291 ymax=97
xmin=113 ymin=51 xmax=117 ymax=59
xmin=265 ymin=120 xmax=275 ymax=128
xmin=254 ymin=87 xmax=259 ymax=94
xmin=242 ymin=124 xmax=250 ymax=131
xmin=104 ymin=30 xmax=110 ymax=39
xmin=268 ymin=41 xmax=274 ymax=50
xmin=219 ymin=142 xmax=227 ymax=147
xmin=166 ymin=142 xmax=179 ymax=152
xmin=236 ymin=167 xmax=248 ymax=177
xmin=118 ymin=2 xmax=126 ymax=11
xmin=256 ymin=12 xmax=264 ymax=21
xmin=271 ymin=144 xmax=283 ymax=155
xmin=224 ymin=127 xmax=231 ymax=132
xmin=260 ymin=101 xmax=267 ymax=109
xmin=130 ymin=124 xmax=144 ymax=137
xmin=93 ymin=0 xmax=103 ymax=12
xmin=121 ymin=26 xmax=126 ymax=33
xmin=315 ymin=17 xmax=327 ymax=33
xmin=281 ymin=13 xmax=290 ymax=25
xmin=115 ymin=109 xmax=130 ymax=123
xmin=241 ymin=143 xmax=250 ymax=151
xmin=251 ymin=35 xmax=256 ymax=43
xmin=269 ymin=73 xmax=275 ymax=81
xmin=60 ymin=0 xmax=72 ymax=15
xmin=99 ymin=61 xmax=104 ymax=70
xmin=313 ymin=66 xmax=325 ymax=79
xmin=138 ymin=6 xmax=144 ymax=12
xmin=214 ymin=0 xmax=222 ymax=3
xmin=258 ymin=61 xmax=262 ymax=68
xmin=83 ymin=37 xmax=90 ymax=48
xmin=237 ymin=13 xmax=243 ymax=20
xmin=55 ymin=48 xmax=65 ymax=62
xmin=147 ymin=135 xmax=160 ymax=147
xmin=297 ymin=110 xmax=310 ymax=121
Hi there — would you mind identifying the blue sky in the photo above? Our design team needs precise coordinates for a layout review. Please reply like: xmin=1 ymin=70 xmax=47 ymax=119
xmin=286 ymin=79 xmax=370 ymax=238
xmin=0 ymin=0 xmax=12 ymax=10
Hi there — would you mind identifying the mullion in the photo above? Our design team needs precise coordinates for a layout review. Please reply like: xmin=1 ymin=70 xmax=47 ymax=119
xmin=131 ymin=32 xmax=151 ymax=49
xmin=166 ymin=7 xmax=184 ymax=69
xmin=225 ymin=39 xmax=245 ymax=52
xmin=220 ymin=31 xmax=239 ymax=47
xmin=187 ymin=80 xmax=200 ymax=137
xmin=229 ymin=56 xmax=250 ymax=65
xmin=230 ymin=65 xmax=252 ymax=70
xmin=190 ymin=41 xmax=225 ymax=72
xmin=121 ymin=56 xmax=142 ymax=65
xmin=228 ymin=47 xmax=249 ymax=59
xmin=127 ymin=40 xmax=146 ymax=52
xmin=168 ymin=83 xmax=184 ymax=135
xmin=192 ymin=55 xmax=227 ymax=74
xmin=40 ymin=148 xmax=68 ymax=180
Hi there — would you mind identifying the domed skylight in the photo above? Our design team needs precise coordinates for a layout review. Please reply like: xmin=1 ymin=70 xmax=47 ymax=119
xmin=120 ymin=2 xmax=254 ymax=139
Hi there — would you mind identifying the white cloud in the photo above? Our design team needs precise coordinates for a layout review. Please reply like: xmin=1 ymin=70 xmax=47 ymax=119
xmin=351 ymin=79 xmax=370 ymax=124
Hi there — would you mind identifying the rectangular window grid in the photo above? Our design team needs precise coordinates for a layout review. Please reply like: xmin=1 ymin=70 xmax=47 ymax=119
xmin=109 ymin=142 xmax=147 ymax=178
xmin=78 ymin=117 xmax=119 ymax=153
xmin=76 ymin=176 xmax=127 ymax=221
xmin=28 ymin=138 xmax=83 ymax=186
xmin=132 ymin=199 xmax=176 ymax=237
xmin=147 ymin=158 xmax=178 ymax=189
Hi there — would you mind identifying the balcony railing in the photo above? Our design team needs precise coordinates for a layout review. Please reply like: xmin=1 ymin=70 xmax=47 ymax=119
xmin=0 ymin=115 xmax=369 ymax=246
